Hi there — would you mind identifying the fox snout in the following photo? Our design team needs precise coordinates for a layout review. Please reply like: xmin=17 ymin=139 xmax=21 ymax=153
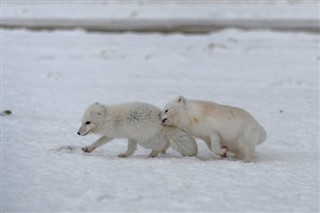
xmin=77 ymin=125 xmax=92 ymax=136
xmin=77 ymin=127 xmax=85 ymax=136
xmin=161 ymin=118 xmax=168 ymax=124
xmin=160 ymin=112 xmax=169 ymax=125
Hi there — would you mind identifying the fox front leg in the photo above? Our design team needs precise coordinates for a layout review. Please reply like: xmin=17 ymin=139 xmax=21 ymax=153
xmin=209 ymin=133 xmax=227 ymax=158
xmin=82 ymin=136 xmax=113 ymax=153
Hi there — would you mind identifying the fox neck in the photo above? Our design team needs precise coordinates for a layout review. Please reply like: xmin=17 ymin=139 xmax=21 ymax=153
xmin=95 ymin=116 xmax=116 ymax=137
xmin=182 ymin=104 xmax=200 ymax=129
xmin=176 ymin=108 xmax=193 ymax=130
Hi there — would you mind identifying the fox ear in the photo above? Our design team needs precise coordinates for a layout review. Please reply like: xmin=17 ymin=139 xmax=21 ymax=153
xmin=97 ymin=107 xmax=106 ymax=116
xmin=93 ymin=103 xmax=107 ymax=116
xmin=176 ymin=95 xmax=185 ymax=104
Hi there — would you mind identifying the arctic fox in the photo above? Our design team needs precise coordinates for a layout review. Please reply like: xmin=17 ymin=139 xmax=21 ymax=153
xmin=78 ymin=102 xmax=198 ymax=158
xmin=160 ymin=96 xmax=267 ymax=162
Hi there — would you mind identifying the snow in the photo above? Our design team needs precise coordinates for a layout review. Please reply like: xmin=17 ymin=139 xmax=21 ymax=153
xmin=1 ymin=2 xmax=320 ymax=213
xmin=2 ymin=1 xmax=318 ymax=20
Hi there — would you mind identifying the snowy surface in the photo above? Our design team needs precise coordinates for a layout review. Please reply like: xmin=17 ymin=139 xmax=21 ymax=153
xmin=2 ymin=2 xmax=319 ymax=20
xmin=2 ymin=25 xmax=319 ymax=213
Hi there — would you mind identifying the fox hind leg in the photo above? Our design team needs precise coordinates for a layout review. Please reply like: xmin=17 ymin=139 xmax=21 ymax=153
xmin=118 ymin=139 xmax=137 ymax=158
xmin=237 ymin=138 xmax=257 ymax=162
xmin=148 ymin=150 xmax=161 ymax=158
xmin=161 ymin=141 xmax=170 ymax=154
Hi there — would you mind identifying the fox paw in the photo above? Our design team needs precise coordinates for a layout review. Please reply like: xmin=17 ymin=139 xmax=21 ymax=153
xmin=148 ymin=152 xmax=159 ymax=158
xmin=219 ymin=146 xmax=228 ymax=158
xmin=118 ymin=153 xmax=129 ymax=158
xmin=147 ymin=150 xmax=160 ymax=158
xmin=82 ymin=146 xmax=94 ymax=153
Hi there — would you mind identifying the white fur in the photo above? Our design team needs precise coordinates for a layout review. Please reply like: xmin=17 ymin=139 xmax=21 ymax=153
xmin=161 ymin=96 xmax=267 ymax=162
xmin=78 ymin=102 xmax=198 ymax=158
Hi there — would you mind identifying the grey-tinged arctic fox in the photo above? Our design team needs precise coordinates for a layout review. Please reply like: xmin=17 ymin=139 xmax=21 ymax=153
xmin=78 ymin=102 xmax=198 ymax=158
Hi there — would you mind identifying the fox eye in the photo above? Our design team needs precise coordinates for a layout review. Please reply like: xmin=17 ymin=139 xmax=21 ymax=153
xmin=164 ymin=109 xmax=169 ymax=113
xmin=85 ymin=121 xmax=91 ymax=125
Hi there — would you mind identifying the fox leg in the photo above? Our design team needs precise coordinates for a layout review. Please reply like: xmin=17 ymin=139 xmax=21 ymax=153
xmin=82 ymin=136 xmax=113 ymax=153
xmin=239 ymin=144 xmax=257 ymax=162
xmin=209 ymin=133 xmax=227 ymax=157
xmin=161 ymin=140 xmax=170 ymax=154
xmin=148 ymin=150 xmax=161 ymax=158
xmin=118 ymin=139 xmax=137 ymax=158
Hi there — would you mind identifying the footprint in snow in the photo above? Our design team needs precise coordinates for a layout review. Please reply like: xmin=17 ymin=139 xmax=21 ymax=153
xmin=56 ymin=145 xmax=83 ymax=153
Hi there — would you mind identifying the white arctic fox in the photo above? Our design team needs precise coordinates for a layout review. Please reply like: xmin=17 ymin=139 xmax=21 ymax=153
xmin=77 ymin=102 xmax=198 ymax=158
xmin=160 ymin=96 xmax=267 ymax=162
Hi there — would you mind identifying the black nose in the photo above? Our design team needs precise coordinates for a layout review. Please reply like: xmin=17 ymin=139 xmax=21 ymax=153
xmin=77 ymin=132 xmax=80 ymax=135
xmin=162 ymin=118 xmax=167 ymax=124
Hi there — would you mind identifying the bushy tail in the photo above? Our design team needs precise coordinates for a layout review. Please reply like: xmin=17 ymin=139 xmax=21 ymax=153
xmin=162 ymin=126 xmax=198 ymax=157
xmin=258 ymin=125 xmax=267 ymax=145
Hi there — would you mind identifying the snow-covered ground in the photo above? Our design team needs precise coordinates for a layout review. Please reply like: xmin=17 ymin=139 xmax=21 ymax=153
xmin=1 ymin=2 xmax=320 ymax=212
xmin=2 ymin=28 xmax=319 ymax=212
xmin=2 ymin=1 xmax=318 ymax=20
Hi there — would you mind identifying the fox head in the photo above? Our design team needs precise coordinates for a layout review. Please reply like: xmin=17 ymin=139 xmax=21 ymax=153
xmin=160 ymin=95 xmax=187 ymax=128
xmin=77 ymin=102 xmax=107 ymax=136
